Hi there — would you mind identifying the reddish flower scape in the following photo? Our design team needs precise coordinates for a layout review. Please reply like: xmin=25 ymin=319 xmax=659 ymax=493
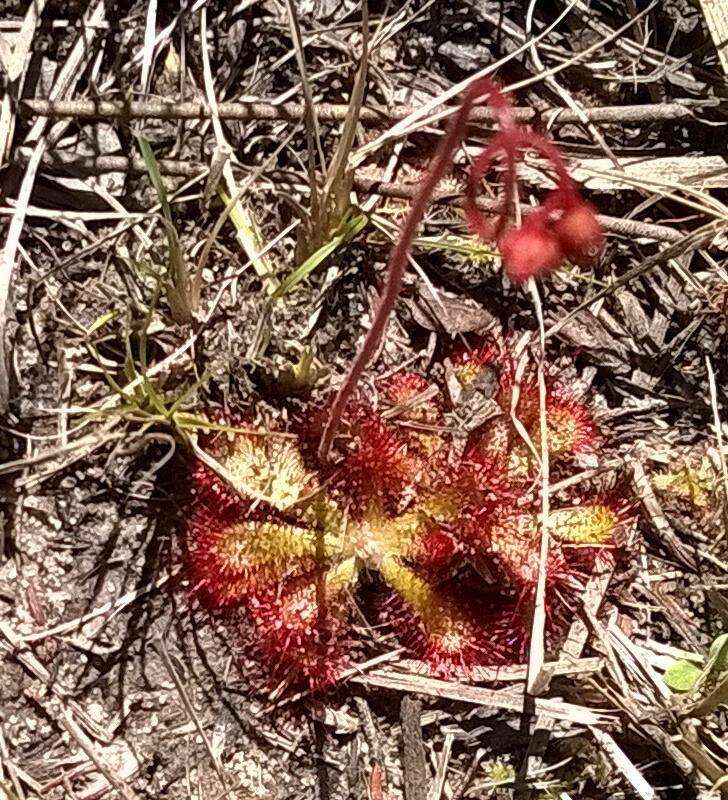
xmin=187 ymin=339 xmax=623 ymax=688
xmin=464 ymin=79 xmax=604 ymax=282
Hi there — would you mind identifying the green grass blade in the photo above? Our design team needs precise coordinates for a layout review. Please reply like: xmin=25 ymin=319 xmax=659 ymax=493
xmin=274 ymin=212 xmax=368 ymax=298
xmin=136 ymin=134 xmax=173 ymax=224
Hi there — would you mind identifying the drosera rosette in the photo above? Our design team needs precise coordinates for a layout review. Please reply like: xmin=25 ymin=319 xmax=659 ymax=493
xmin=651 ymin=445 xmax=721 ymax=513
xmin=648 ymin=443 xmax=725 ymax=541
xmin=185 ymin=341 xmax=624 ymax=687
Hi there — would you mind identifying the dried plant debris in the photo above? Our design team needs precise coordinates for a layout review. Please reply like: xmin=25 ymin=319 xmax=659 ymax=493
xmin=1 ymin=1 xmax=727 ymax=799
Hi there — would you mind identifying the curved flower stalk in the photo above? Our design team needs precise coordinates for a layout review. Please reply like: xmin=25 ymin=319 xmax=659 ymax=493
xmin=186 ymin=339 xmax=622 ymax=688
xmin=464 ymin=82 xmax=604 ymax=282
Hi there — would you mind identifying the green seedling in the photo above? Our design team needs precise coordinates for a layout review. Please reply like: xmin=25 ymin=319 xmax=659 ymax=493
xmin=664 ymin=633 xmax=728 ymax=693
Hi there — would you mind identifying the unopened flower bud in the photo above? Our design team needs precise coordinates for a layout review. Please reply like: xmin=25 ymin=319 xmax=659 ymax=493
xmin=553 ymin=201 xmax=604 ymax=266
xmin=499 ymin=215 xmax=563 ymax=283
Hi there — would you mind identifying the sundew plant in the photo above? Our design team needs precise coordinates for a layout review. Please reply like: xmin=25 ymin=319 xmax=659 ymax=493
xmin=187 ymin=338 xmax=623 ymax=688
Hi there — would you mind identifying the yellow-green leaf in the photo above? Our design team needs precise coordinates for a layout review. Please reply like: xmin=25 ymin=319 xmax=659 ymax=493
xmin=664 ymin=660 xmax=702 ymax=692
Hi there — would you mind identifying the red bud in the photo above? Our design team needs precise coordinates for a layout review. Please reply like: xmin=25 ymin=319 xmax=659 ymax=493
xmin=498 ymin=216 xmax=563 ymax=283
xmin=553 ymin=201 xmax=603 ymax=266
